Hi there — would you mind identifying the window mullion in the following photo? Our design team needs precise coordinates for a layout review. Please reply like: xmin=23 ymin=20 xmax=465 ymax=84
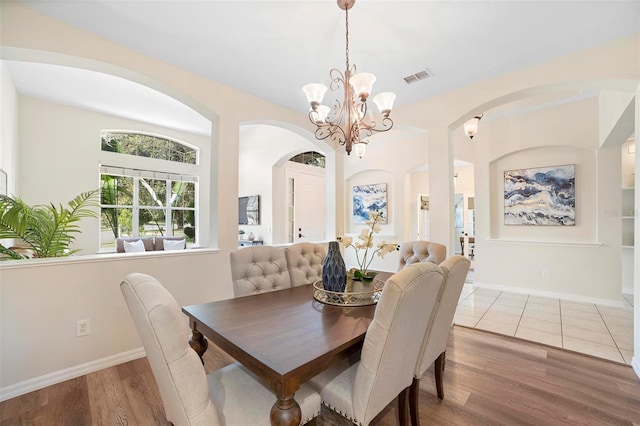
xmin=132 ymin=178 xmax=140 ymax=237
xmin=166 ymin=179 xmax=172 ymax=236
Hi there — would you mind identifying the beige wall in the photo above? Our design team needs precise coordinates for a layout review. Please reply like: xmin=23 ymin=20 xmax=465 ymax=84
xmin=18 ymin=96 xmax=213 ymax=253
xmin=239 ymin=124 xmax=324 ymax=245
xmin=0 ymin=2 xmax=311 ymax=399
xmin=0 ymin=62 xmax=19 ymax=196
xmin=1 ymin=1 xmax=639 ymax=397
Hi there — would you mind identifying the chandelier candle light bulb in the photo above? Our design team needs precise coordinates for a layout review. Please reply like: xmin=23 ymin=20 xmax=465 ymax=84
xmin=302 ymin=0 xmax=395 ymax=157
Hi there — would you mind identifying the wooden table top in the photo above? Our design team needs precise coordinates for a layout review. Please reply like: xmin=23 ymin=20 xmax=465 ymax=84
xmin=182 ymin=284 xmax=376 ymax=385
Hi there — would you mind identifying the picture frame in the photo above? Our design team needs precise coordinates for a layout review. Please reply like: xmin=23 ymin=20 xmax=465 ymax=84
xmin=239 ymin=195 xmax=260 ymax=225
xmin=353 ymin=183 xmax=388 ymax=224
xmin=504 ymin=164 xmax=575 ymax=226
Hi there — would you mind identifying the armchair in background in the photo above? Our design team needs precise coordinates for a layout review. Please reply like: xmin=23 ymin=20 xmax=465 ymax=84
xmin=398 ymin=241 xmax=446 ymax=270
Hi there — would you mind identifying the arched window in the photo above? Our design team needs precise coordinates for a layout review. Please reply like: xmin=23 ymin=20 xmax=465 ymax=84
xmin=99 ymin=131 xmax=198 ymax=250
xmin=289 ymin=151 xmax=325 ymax=168
xmin=101 ymin=131 xmax=197 ymax=164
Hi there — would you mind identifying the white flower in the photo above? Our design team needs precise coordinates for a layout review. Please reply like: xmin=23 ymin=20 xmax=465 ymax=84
xmin=339 ymin=236 xmax=353 ymax=247
xmin=335 ymin=210 xmax=399 ymax=276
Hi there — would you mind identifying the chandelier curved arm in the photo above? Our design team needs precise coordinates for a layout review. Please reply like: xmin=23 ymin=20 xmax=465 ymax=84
xmin=307 ymin=111 xmax=347 ymax=145
xmin=329 ymin=68 xmax=346 ymax=92
xmin=361 ymin=115 xmax=394 ymax=134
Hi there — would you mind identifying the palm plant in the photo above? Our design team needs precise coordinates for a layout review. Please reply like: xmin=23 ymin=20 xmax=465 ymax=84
xmin=0 ymin=190 xmax=99 ymax=259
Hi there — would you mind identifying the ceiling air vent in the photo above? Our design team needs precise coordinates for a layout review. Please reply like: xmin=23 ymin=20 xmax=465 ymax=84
xmin=403 ymin=69 xmax=432 ymax=84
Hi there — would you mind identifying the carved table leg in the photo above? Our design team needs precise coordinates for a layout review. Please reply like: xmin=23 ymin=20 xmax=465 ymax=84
xmin=270 ymin=395 xmax=301 ymax=426
xmin=188 ymin=326 xmax=208 ymax=365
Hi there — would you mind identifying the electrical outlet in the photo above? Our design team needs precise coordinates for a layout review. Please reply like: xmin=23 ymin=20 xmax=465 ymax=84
xmin=76 ymin=319 xmax=90 ymax=337
xmin=542 ymin=270 xmax=550 ymax=280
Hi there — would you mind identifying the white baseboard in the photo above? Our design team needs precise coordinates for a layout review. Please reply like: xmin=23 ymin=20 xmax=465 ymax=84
xmin=633 ymin=356 xmax=640 ymax=379
xmin=471 ymin=281 xmax=627 ymax=307
xmin=622 ymin=286 xmax=634 ymax=295
xmin=0 ymin=347 xmax=145 ymax=402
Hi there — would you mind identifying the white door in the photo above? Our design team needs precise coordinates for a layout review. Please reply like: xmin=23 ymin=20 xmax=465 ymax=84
xmin=288 ymin=169 xmax=325 ymax=243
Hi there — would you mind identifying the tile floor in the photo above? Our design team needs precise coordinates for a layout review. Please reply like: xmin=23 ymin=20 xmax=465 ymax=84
xmin=454 ymin=280 xmax=635 ymax=365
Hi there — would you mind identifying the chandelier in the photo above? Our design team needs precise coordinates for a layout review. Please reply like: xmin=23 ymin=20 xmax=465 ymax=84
xmin=302 ymin=0 xmax=396 ymax=158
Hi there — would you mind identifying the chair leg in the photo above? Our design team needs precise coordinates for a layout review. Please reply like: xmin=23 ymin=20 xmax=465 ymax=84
xmin=409 ymin=377 xmax=420 ymax=426
xmin=398 ymin=387 xmax=409 ymax=426
xmin=434 ymin=351 xmax=446 ymax=399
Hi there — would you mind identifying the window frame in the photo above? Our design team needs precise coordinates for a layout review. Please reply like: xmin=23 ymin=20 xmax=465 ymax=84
xmin=99 ymin=129 xmax=200 ymax=252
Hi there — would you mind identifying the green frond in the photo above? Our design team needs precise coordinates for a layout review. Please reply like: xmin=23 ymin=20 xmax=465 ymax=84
xmin=0 ymin=190 xmax=99 ymax=259
xmin=0 ymin=244 xmax=26 ymax=260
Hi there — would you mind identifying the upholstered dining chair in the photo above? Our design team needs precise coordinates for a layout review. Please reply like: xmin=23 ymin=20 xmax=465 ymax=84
xmin=120 ymin=273 xmax=321 ymax=425
xmin=230 ymin=245 xmax=290 ymax=297
xmin=285 ymin=242 xmax=327 ymax=287
xmin=308 ymin=262 xmax=445 ymax=426
xmin=409 ymin=255 xmax=470 ymax=426
xmin=398 ymin=241 xmax=446 ymax=270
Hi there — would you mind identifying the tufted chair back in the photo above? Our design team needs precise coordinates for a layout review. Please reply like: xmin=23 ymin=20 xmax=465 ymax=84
xmin=230 ymin=245 xmax=291 ymax=297
xmin=120 ymin=273 xmax=220 ymax=425
xmin=286 ymin=242 xmax=327 ymax=287
xmin=398 ymin=241 xmax=446 ymax=270
xmin=308 ymin=263 xmax=445 ymax=426
xmin=411 ymin=255 xmax=470 ymax=410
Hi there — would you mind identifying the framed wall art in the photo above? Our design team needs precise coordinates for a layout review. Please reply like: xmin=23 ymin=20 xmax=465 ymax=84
xmin=504 ymin=164 xmax=575 ymax=226
xmin=238 ymin=195 xmax=260 ymax=225
xmin=353 ymin=183 xmax=387 ymax=224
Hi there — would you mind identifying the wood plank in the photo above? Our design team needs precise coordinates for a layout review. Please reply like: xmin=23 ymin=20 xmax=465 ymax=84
xmin=86 ymin=366 xmax=136 ymax=426
xmin=0 ymin=386 xmax=48 ymax=423
xmin=121 ymin=371 xmax=168 ymax=425
xmin=44 ymin=377 xmax=92 ymax=426
xmin=2 ymin=326 xmax=639 ymax=425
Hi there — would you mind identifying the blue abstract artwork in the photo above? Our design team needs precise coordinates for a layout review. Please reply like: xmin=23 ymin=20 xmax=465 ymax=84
xmin=353 ymin=183 xmax=387 ymax=224
xmin=504 ymin=164 xmax=575 ymax=226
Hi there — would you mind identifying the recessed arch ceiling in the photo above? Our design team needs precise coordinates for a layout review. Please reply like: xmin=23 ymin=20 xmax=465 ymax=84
xmin=6 ymin=1 xmax=640 ymax=135
xmin=4 ymin=60 xmax=212 ymax=136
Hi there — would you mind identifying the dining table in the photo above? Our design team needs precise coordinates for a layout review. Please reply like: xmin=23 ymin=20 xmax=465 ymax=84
xmin=182 ymin=282 xmax=380 ymax=426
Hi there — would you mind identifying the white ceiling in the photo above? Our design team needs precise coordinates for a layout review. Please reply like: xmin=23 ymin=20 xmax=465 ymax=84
xmin=6 ymin=1 xmax=640 ymax=135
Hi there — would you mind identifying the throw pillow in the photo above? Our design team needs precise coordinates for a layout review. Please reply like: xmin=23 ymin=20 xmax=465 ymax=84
xmin=163 ymin=238 xmax=186 ymax=251
xmin=123 ymin=239 xmax=146 ymax=253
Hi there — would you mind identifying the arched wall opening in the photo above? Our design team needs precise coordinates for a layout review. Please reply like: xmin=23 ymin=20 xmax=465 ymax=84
xmin=239 ymin=121 xmax=336 ymax=245
xmin=445 ymin=80 xmax=636 ymax=304
xmin=0 ymin=49 xmax=219 ymax=252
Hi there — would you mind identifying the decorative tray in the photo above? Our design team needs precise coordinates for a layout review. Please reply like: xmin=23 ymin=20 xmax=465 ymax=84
xmin=312 ymin=278 xmax=385 ymax=306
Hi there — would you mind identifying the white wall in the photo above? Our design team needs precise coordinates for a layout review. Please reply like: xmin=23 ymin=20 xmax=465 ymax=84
xmin=473 ymin=98 xmax=623 ymax=301
xmin=341 ymin=132 xmax=429 ymax=272
xmin=18 ymin=96 xmax=212 ymax=253
xmin=0 ymin=250 xmax=228 ymax=399
xmin=408 ymin=170 xmax=429 ymax=241
xmin=1 ymin=2 xmax=639 ymax=397
xmin=238 ymin=124 xmax=320 ymax=245
xmin=0 ymin=62 xmax=18 ymax=195
xmin=0 ymin=2 xmax=314 ymax=398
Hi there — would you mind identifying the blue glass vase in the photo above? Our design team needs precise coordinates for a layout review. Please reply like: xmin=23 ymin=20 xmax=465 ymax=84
xmin=322 ymin=241 xmax=347 ymax=292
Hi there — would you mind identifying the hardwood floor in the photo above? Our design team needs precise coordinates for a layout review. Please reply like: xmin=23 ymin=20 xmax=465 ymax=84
xmin=2 ymin=326 xmax=639 ymax=425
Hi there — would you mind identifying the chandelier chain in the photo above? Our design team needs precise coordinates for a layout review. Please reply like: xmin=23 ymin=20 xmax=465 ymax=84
xmin=345 ymin=5 xmax=350 ymax=71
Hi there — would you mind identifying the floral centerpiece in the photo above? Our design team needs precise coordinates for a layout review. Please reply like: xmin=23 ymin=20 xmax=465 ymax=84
xmin=337 ymin=210 xmax=399 ymax=281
